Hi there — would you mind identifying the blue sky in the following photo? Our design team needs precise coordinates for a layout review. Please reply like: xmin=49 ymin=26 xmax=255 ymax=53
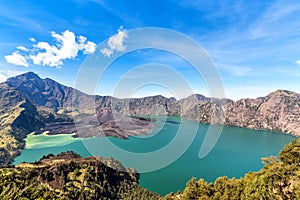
xmin=1 ymin=0 xmax=300 ymax=100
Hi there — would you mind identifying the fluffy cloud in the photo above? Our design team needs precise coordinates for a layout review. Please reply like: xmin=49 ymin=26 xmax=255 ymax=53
xmin=30 ymin=30 xmax=96 ymax=67
xmin=100 ymin=47 xmax=113 ymax=57
xmin=101 ymin=27 xmax=128 ymax=57
xmin=0 ymin=70 xmax=27 ymax=83
xmin=0 ymin=73 xmax=7 ymax=83
xmin=29 ymin=37 xmax=36 ymax=42
xmin=5 ymin=30 xmax=96 ymax=68
xmin=5 ymin=52 xmax=29 ymax=67
xmin=77 ymin=35 xmax=97 ymax=54
xmin=17 ymin=46 xmax=29 ymax=51
xmin=295 ymin=60 xmax=300 ymax=65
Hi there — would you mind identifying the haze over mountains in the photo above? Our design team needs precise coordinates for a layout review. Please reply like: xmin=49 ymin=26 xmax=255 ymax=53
xmin=0 ymin=71 xmax=300 ymax=165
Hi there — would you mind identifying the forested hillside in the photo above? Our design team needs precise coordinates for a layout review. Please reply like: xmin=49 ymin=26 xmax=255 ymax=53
xmin=163 ymin=139 xmax=300 ymax=200
xmin=0 ymin=151 xmax=160 ymax=200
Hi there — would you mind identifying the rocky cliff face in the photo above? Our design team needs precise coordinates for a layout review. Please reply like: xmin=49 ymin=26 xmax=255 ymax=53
xmin=4 ymin=72 xmax=300 ymax=136
xmin=0 ymin=79 xmax=73 ymax=165
xmin=222 ymin=90 xmax=300 ymax=135
xmin=6 ymin=72 xmax=93 ymax=111
xmin=1 ymin=72 xmax=300 ymax=166
xmin=1 ymin=72 xmax=298 ymax=199
xmin=40 ymin=108 xmax=156 ymax=139
xmin=0 ymin=83 xmax=45 ymax=165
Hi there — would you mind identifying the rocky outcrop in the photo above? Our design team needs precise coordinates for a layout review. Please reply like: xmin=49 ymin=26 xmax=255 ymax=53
xmin=5 ymin=72 xmax=94 ymax=112
xmin=0 ymin=151 xmax=160 ymax=199
xmin=4 ymin=72 xmax=300 ymax=136
xmin=0 ymin=81 xmax=73 ymax=165
xmin=110 ymin=90 xmax=300 ymax=136
xmin=38 ymin=109 xmax=156 ymax=139
xmin=0 ymin=83 xmax=44 ymax=165
xmin=1 ymin=72 xmax=300 ymax=166
xmin=223 ymin=90 xmax=300 ymax=135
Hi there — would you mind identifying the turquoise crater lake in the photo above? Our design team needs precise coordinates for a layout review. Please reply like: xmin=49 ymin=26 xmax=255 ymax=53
xmin=14 ymin=116 xmax=296 ymax=195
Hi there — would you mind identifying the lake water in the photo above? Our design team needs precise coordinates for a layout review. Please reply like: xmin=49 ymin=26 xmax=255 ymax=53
xmin=13 ymin=116 xmax=296 ymax=195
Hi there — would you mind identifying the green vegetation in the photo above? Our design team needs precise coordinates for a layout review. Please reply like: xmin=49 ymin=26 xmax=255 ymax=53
xmin=0 ymin=139 xmax=299 ymax=199
xmin=1 ymin=72 xmax=300 ymax=199
xmin=163 ymin=139 xmax=300 ymax=200
xmin=0 ymin=82 xmax=73 ymax=166
xmin=0 ymin=151 xmax=161 ymax=200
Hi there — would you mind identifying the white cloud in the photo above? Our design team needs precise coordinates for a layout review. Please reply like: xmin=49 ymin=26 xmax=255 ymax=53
xmin=0 ymin=69 xmax=27 ymax=83
xmin=30 ymin=30 xmax=78 ymax=67
xmin=295 ymin=60 xmax=300 ymax=65
xmin=29 ymin=37 xmax=36 ymax=42
xmin=77 ymin=35 xmax=96 ymax=53
xmin=81 ymin=41 xmax=97 ymax=54
xmin=0 ymin=73 xmax=7 ymax=83
xmin=16 ymin=46 xmax=28 ymax=51
xmin=107 ymin=27 xmax=128 ymax=51
xmin=5 ymin=52 xmax=29 ymax=67
xmin=5 ymin=30 xmax=97 ymax=68
xmin=0 ymin=68 xmax=27 ymax=80
xmin=100 ymin=47 xmax=113 ymax=57
xmin=30 ymin=41 xmax=61 ymax=67
xmin=100 ymin=26 xmax=128 ymax=57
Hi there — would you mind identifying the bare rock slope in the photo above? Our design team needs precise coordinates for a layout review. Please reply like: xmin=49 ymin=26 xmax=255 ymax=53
xmin=5 ymin=72 xmax=300 ymax=136
xmin=1 ymin=72 xmax=300 ymax=166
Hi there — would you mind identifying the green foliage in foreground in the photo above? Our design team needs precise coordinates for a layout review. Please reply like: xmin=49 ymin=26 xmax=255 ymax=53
xmin=163 ymin=139 xmax=300 ymax=200
xmin=0 ymin=152 xmax=161 ymax=200
xmin=0 ymin=139 xmax=299 ymax=199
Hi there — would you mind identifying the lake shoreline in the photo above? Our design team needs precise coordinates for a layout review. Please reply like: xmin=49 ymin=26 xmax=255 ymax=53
xmin=14 ymin=116 xmax=296 ymax=195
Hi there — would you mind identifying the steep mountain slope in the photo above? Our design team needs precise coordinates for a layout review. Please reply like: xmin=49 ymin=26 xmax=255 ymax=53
xmin=6 ymin=72 xmax=94 ymax=112
xmin=0 ymin=83 xmax=44 ymax=165
xmin=41 ymin=108 xmax=156 ymax=139
xmin=5 ymin=72 xmax=300 ymax=136
xmin=223 ymin=90 xmax=300 ymax=135
xmin=0 ymin=151 xmax=160 ymax=199
xmin=1 ymin=72 xmax=300 ymax=166
xmin=0 ymin=80 xmax=73 ymax=165
xmin=8 ymin=72 xmax=300 ymax=136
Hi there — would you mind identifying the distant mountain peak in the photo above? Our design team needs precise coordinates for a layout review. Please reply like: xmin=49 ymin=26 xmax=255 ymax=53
xmin=268 ymin=89 xmax=299 ymax=98
xmin=1 ymin=71 xmax=300 ymax=168
xmin=184 ymin=93 xmax=209 ymax=101
xmin=21 ymin=71 xmax=39 ymax=77
xmin=7 ymin=71 xmax=41 ymax=81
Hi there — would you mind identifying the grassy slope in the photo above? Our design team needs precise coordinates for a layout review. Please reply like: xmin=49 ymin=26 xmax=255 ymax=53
xmin=0 ymin=83 xmax=72 ymax=166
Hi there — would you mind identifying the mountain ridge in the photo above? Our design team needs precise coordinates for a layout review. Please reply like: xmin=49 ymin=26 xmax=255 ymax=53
xmin=8 ymin=72 xmax=298 ymax=101
xmin=8 ymin=71 xmax=291 ymax=102
xmin=1 ymin=71 xmax=300 ymax=166
xmin=4 ymin=72 xmax=300 ymax=136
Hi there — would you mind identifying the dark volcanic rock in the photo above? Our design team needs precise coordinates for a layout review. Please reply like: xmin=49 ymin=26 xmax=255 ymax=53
xmin=0 ymin=83 xmax=46 ymax=165
xmin=5 ymin=72 xmax=300 ymax=136
xmin=97 ymin=108 xmax=115 ymax=124
xmin=6 ymin=72 xmax=95 ymax=112
xmin=39 ymin=109 xmax=156 ymax=139
xmin=1 ymin=72 xmax=300 ymax=166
